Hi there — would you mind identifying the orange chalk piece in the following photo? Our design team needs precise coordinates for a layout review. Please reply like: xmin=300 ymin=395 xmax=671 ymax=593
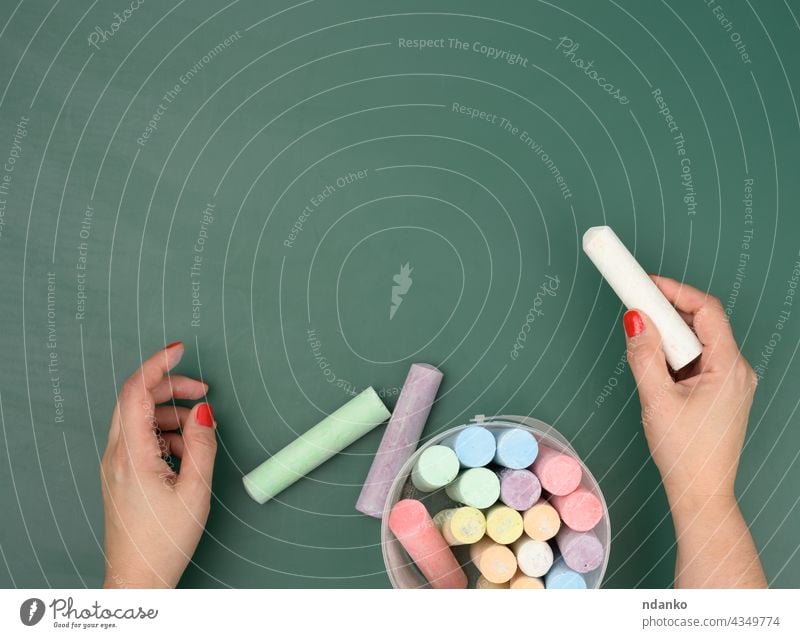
xmin=509 ymin=570 xmax=545 ymax=589
xmin=475 ymin=574 xmax=509 ymax=589
xmin=469 ymin=537 xmax=517 ymax=584
xmin=550 ymin=486 xmax=603 ymax=532
xmin=522 ymin=499 xmax=561 ymax=541
xmin=530 ymin=445 xmax=582 ymax=496
xmin=388 ymin=499 xmax=467 ymax=589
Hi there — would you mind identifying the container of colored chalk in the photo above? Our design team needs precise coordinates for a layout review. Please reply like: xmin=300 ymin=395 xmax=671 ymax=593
xmin=380 ymin=415 xmax=610 ymax=589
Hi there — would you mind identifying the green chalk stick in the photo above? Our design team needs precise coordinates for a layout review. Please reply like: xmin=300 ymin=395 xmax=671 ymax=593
xmin=445 ymin=468 xmax=500 ymax=509
xmin=411 ymin=445 xmax=460 ymax=492
xmin=243 ymin=387 xmax=391 ymax=504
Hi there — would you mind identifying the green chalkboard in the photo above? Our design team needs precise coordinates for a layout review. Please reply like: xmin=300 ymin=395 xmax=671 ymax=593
xmin=0 ymin=0 xmax=798 ymax=589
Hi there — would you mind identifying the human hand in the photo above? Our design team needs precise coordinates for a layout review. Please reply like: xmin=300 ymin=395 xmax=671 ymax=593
xmin=622 ymin=276 xmax=757 ymax=505
xmin=101 ymin=342 xmax=217 ymax=588
xmin=622 ymin=276 xmax=766 ymax=587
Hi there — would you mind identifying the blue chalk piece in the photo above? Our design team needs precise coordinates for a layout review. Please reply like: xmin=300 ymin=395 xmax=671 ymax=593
xmin=545 ymin=557 xmax=587 ymax=589
xmin=442 ymin=426 xmax=496 ymax=468
xmin=491 ymin=428 xmax=538 ymax=469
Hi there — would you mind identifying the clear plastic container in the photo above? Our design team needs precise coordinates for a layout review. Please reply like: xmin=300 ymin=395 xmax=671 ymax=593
xmin=380 ymin=415 xmax=611 ymax=588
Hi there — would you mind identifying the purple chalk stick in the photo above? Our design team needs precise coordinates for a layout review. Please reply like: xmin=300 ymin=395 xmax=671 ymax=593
xmin=555 ymin=526 xmax=604 ymax=573
xmin=356 ymin=364 xmax=443 ymax=518
xmin=498 ymin=469 xmax=541 ymax=511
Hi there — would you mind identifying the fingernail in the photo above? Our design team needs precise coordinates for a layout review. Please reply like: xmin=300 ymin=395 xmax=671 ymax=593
xmin=165 ymin=341 xmax=183 ymax=350
xmin=196 ymin=402 xmax=215 ymax=427
xmin=623 ymin=310 xmax=645 ymax=337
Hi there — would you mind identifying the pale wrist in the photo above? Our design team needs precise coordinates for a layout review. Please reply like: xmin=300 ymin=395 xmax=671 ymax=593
xmin=103 ymin=567 xmax=173 ymax=589
xmin=665 ymin=487 xmax=737 ymax=519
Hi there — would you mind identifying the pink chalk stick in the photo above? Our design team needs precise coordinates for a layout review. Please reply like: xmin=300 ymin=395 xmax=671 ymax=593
xmin=530 ymin=445 xmax=582 ymax=496
xmin=498 ymin=469 xmax=541 ymax=511
xmin=356 ymin=364 xmax=443 ymax=518
xmin=388 ymin=499 xmax=468 ymax=589
xmin=555 ymin=526 xmax=604 ymax=573
xmin=550 ymin=487 xmax=603 ymax=532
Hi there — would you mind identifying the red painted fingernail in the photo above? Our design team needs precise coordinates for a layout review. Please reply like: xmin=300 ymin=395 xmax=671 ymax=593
xmin=623 ymin=310 xmax=645 ymax=337
xmin=165 ymin=341 xmax=182 ymax=350
xmin=196 ymin=403 xmax=214 ymax=427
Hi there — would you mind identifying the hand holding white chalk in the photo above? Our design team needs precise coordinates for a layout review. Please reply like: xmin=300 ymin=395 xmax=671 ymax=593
xmin=583 ymin=226 xmax=702 ymax=370
xmin=620 ymin=277 xmax=766 ymax=588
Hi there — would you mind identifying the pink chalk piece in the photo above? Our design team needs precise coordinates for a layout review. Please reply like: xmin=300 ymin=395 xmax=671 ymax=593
xmin=530 ymin=445 xmax=582 ymax=496
xmin=550 ymin=486 xmax=603 ymax=532
xmin=356 ymin=364 xmax=443 ymax=518
xmin=388 ymin=499 xmax=468 ymax=589
xmin=555 ymin=526 xmax=604 ymax=574
xmin=498 ymin=468 xmax=542 ymax=511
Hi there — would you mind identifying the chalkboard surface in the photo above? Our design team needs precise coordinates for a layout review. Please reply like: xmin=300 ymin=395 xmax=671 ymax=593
xmin=0 ymin=0 xmax=798 ymax=588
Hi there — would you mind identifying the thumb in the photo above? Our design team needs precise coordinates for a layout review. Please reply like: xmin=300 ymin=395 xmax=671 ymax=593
xmin=177 ymin=402 xmax=217 ymax=495
xmin=624 ymin=309 xmax=673 ymax=405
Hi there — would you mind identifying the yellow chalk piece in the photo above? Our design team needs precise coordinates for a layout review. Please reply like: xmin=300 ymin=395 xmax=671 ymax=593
xmin=476 ymin=574 xmax=509 ymax=589
xmin=485 ymin=504 xmax=524 ymax=544
xmin=433 ymin=507 xmax=486 ymax=546
xmin=522 ymin=499 xmax=561 ymax=541
xmin=510 ymin=570 xmax=545 ymax=589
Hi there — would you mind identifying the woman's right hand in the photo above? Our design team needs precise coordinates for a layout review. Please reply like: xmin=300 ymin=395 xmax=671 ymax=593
xmin=622 ymin=276 xmax=757 ymax=504
xmin=622 ymin=276 xmax=766 ymax=587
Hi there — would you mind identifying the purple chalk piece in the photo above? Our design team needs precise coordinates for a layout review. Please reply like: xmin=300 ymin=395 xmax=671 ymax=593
xmin=498 ymin=469 xmax=542 ymax=511
xmin=355 ymin=364 xmax=443 ymax=518
xmin=555 ymin=526 xmax=604 ymax=574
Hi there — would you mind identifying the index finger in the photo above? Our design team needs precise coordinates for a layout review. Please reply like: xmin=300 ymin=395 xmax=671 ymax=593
xmin=649 ymin=276 xmax=739 ymax=368
xmin=111 ymin=342 xmax=185 ymax=459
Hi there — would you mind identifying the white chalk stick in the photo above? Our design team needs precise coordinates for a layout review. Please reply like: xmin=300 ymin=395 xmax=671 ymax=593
xmin=583 ymin=226 xmax=703 ymax=370
xmin=512 ymin=536 xmax=553 ymax=577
